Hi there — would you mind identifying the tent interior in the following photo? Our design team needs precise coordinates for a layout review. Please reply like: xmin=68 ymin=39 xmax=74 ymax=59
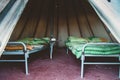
xmin=8 ymin=0 xmax=118 ymax=47
xmin=0 ymin=0 xmax=120 ymax=79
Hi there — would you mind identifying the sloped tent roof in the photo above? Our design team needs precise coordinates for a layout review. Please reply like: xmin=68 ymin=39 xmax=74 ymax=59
xmin=0 ymin=0 xmax=10 ymax=13
xmin=0 ymin=0 xmax=28 ymax=56
xmin=88 ymin=0 xmax=120 ymax=43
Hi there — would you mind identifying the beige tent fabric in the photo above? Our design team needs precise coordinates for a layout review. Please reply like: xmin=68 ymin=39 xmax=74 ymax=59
xmin=0 ymin=0 xmax=28 ymax=56
xmin=89 ymin=0 xmax=120 ymax=43
xmin=0 ymin=0 xmax=10 ymax=13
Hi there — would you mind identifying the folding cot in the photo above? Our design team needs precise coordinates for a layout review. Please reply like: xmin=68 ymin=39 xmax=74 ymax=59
xmin=66 ymin=36 xmax=120 ymax=78
xmin=68 ymin=0 xmax=120 ymax=78
xmin=0 ymin=37 xmax=55 ymax=75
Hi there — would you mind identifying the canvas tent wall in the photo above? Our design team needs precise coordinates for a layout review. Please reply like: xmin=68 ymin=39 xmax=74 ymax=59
xmin=88 ymin=0 xmax=120 ymax=43
xmin=10 ymin=0 xmax=115 ymax=47
xmin=0 ymin=0 xmax=28 ymax=56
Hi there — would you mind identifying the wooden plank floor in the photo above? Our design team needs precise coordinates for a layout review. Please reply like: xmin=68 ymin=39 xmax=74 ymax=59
xmin=10 ymin=0 xmax=116 ymax=46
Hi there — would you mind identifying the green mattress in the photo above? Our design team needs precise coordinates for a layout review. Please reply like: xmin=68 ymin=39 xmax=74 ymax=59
xmin=18 ymin=37 xmax=50 ymax=45
xmin=66 ymin=36 xmax=120 ymax=59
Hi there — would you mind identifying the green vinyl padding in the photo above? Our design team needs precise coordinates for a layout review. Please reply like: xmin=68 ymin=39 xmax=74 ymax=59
xmin=18 ymin=37 xmax=50 ymax=45
xmin=66 ymin=36 xmax=120 ymax=59
xmin=67 ymin=36 xmax=88 ymax=43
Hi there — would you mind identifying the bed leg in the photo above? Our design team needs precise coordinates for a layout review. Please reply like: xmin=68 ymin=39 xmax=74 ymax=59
xmin=25 ymin=53 xmax=29 ymax=75
xmin=119 ymin=66 xmax=120 ymax=78
xmin=81 ymin=54 xmax=85 ymax=78
xmin=118 ymin=56 xmax=120 ymax=78
xmin=50 ymin=42 xmax=54 ymax=59
xmin=66 ymin=48 xmax=68 ymax=54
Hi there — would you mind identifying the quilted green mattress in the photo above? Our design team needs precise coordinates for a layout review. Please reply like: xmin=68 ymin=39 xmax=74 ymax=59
xmin=18 ymin=37 xmax=50 ymax=45
xmin=66 ymin=36 xmax=120 ymax=59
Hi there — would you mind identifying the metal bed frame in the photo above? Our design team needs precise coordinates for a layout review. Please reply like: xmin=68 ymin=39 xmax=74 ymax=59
xmin=81 ymin=43 xmax=120 ymax=78
xmin=0 ymin=41 xmax=55 ymax=75
xmin=66 ymin=42 xmax=120 ymax=78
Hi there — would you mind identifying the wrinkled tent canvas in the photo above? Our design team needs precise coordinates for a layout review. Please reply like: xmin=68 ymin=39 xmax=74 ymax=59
xmin=0 ymin=0 xmax=10 ymax=13
xmin=89 ymin=0 xmax=120 ymax=42
xmin=0 ymin=0 xmax=28 ymax=56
